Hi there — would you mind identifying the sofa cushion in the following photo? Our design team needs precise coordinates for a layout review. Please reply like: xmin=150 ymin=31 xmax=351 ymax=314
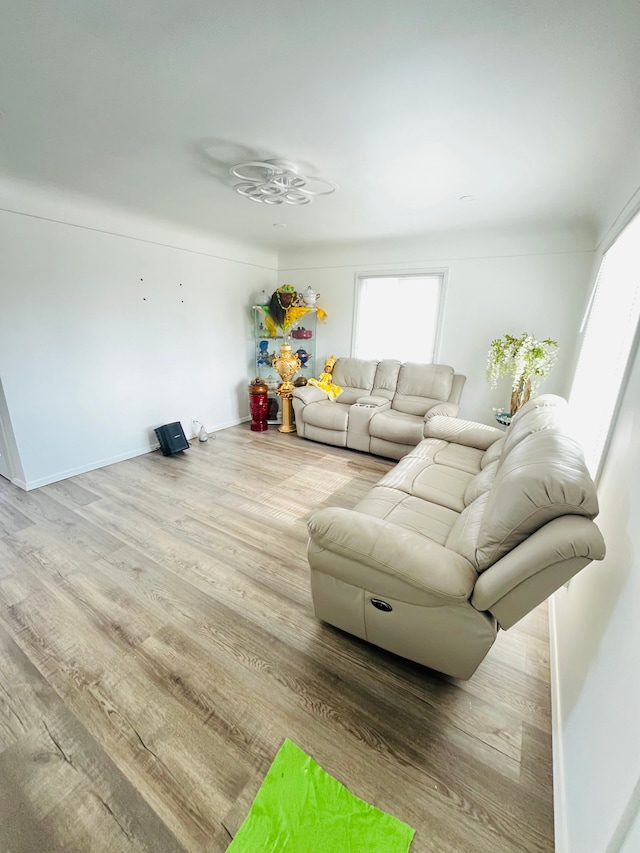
xmin=391 ymin=363 xmax=454 ymax=415
xmin=378 ymin=457 xmax=472 ymax=513
xmin=354 ymin=486 xmax=459 ymax=544
xmin=368 ymin=409 xmax=425 ymax=446
xmin=304 ymin=400 xmax=351 ymax=431
xmin=447 ymin=431 xmax=600 ymax=571
xmin=331 ymin=358 xmax=378 ymax=404
xmin=432 ymin=443 xmax=485 ymax=474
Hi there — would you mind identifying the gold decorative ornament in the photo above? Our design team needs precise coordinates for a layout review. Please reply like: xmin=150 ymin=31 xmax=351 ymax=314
xmin=272 ymin=342 xmax=301 ymax=433
xmin=272 ymin=342 xmax=301 ymax=392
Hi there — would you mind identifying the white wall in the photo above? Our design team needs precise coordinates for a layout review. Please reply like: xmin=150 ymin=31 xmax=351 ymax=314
xmin=550 ymin=158 xmax=640 ymax=852
xmin=280 ymin=225 xmax=594 ymax=423
xmin=0 ymin=179 xmax=277 ymax=488
xmin=551 ymin=327 xmax=640 ymax=852
xmin=550 ymin=187 xmax=640 ymax=849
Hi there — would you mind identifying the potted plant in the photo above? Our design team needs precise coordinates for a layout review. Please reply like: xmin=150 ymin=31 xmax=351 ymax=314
xmin=486 ymin=333 xmax=559 ymax=416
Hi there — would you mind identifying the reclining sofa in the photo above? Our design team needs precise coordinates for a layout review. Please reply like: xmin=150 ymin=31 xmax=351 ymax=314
xmin=306 ymin=395 xmax=605 ymax=679
xmin=292 ymin=358 xmax=466 ymax=460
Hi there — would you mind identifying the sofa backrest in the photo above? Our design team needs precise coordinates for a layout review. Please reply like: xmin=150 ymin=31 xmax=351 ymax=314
xmin=332 ymin=358 xmax=378 ymax=404
xmin=501 ymin=394 xmax=572 ymax=457
xmin=330 ymin=358 xmax=461 ymax=410
xmin=391 ymin=363 xmax=455 ymax=415
xmin=479 ymin=393 xmax=568 ymax=470
xmin=372 ymin=360 xmax=402 ymax=401
xmin=449 ymin=398 xmax=599 ymax=571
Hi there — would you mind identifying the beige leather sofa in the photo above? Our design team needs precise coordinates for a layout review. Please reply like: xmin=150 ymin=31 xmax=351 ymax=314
xmin=306 ymin=395 xmax=605 ymax=679
xmin=292 ymin=358 xmax=466 ymax=460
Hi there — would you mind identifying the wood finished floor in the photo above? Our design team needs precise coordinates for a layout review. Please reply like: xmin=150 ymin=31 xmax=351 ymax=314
xmin=0 ymin=426 xmax=554 ymax=852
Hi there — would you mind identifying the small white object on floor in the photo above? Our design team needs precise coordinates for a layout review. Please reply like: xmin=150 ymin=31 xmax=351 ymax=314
xmin=193 ymin=420 xmax=210 ymax=442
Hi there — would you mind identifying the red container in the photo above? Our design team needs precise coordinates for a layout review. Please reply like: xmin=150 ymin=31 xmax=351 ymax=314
xmin=291 ymin=327 xmax=312 ymax=339
xmin=249 ymin=378 xmax=269 ymax=432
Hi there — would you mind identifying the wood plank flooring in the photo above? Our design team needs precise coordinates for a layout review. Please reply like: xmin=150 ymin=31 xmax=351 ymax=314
xmin=0 ymin=426 xmax=554 ymax=852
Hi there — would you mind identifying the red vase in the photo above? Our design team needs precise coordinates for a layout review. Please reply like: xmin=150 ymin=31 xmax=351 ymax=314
xmin=249 ymin=378 xmax=269 ymax=432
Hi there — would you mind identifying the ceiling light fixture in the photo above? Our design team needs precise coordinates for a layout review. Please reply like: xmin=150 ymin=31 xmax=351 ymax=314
xmin=230 ymin=159 xmax=337 ymax=206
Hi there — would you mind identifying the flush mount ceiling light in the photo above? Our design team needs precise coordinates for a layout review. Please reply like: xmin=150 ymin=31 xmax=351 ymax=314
xmin=230 ymin=159 xmax=337 ymax=206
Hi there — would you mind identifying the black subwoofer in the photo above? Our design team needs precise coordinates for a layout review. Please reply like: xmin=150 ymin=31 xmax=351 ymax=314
xmin=154 ymin=422 xmax=189 ymax=456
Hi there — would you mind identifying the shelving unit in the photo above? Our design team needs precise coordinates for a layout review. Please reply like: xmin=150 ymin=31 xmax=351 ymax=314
xmin=252 ymin=306 xmax=318 ymax=424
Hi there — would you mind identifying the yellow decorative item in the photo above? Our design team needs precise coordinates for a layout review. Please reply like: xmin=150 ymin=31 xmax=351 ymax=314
xmin=272 ymin=342 xmax=301 ymax=392
xmin=264 ymin=312 xmax=278 ymax=337
xmin=309 ymin=355 xmax=342 ymax=401
xmin=283 ymin=305 xmax=310 ymax=330
xmin=261 ymin=285 xmax=327 ymax=333
xmin=272 ymin=342 xmax=302 ymax=433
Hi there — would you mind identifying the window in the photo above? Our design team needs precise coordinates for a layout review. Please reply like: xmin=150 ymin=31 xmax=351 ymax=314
xmin=353 ymin=273 xmax=444 ymax=362
xmin=569 ymin=211 xmax=640 ymax=479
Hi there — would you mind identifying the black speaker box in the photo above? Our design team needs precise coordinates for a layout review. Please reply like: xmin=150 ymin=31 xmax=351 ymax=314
xmin=154 ymin=422 xmax=189 ymax=456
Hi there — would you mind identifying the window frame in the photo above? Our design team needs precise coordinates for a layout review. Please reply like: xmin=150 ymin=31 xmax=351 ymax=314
xmin=350 ymin=268 xmax=448 ymax=363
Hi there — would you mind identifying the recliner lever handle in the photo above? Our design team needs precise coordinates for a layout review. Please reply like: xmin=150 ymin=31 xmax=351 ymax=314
xmin=370 ymin=598 xmax=393 ymax=612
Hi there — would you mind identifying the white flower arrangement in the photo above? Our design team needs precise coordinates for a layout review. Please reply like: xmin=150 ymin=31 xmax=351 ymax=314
xmin=486 ymin=333 xmax=558 ymax=393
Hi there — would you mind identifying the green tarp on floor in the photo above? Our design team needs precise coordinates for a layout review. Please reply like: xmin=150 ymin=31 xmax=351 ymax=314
xmin=227 ymin=738 xmax=415 ymax=852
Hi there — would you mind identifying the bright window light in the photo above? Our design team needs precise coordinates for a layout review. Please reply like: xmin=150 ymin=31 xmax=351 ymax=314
xmin=353 ymin=274 xmax=444 ymax=362
xmin=569 ymin=212 xmax=640 ymax=479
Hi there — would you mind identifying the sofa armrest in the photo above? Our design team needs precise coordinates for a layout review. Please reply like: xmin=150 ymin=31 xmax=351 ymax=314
xmin=471 ymin=515 xmax=606 ymax=628
xmin=292 ymin=384 xmax=329 ymax=405
xmin=355 ymin=395 xmax=391 ymax=408
xmin=424 ymin=414 xmax=504 ymax=450
xmin=448 ymin=373 xmax=466 ymax=406
xmin=308 ymin=507 xmax=477 ymax=603
xmin=423 ymin=401 xmax=460 ymax=419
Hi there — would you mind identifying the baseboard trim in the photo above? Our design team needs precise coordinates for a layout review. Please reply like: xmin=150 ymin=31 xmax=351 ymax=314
xmin=549 ymin=595 xmax=568 ymax=853
xmin=18 ymin=417 xmax=249 ymax=490
xmin=21 ymin=444 xmax=160 ymax=490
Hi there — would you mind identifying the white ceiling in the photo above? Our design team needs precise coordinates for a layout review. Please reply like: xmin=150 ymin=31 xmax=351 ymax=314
xmin=1 ymin=0 xmax=639 ymax=248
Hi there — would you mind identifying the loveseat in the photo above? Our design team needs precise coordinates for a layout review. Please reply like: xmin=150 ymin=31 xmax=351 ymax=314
xmin=292 ymin=358 xmax=466 ymax=460
xmin=306 ymin=395 xmax=605 ymax=679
